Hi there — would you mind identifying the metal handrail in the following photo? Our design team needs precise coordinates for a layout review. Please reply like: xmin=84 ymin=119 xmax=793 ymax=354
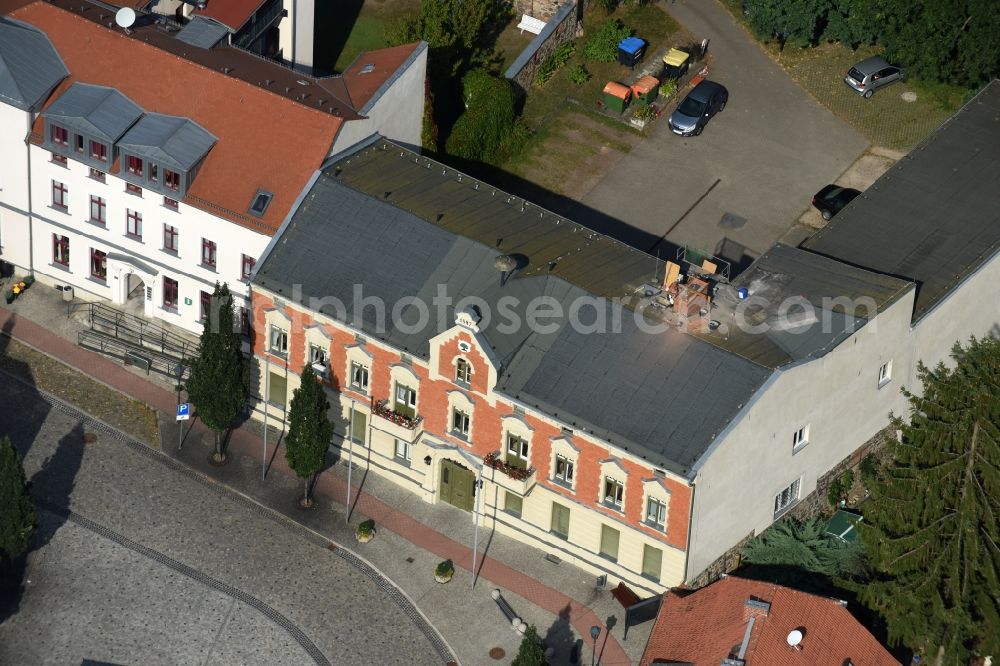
xmin=72 ymin=302 xmax=200 ymax=361
xmin=78 ymin=329 xmax=190 ymax=379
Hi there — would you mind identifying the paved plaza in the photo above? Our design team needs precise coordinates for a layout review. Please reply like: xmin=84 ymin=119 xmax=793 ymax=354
xmin=0 ymin=378 xmax=447 ymax=666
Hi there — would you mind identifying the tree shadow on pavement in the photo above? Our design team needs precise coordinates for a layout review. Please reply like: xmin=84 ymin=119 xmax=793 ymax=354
xmin=544 ymin=604 xmax=582 ymax=665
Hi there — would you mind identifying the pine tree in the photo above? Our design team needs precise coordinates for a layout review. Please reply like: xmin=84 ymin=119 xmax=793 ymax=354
xmin=742 ymin=518 xmax=865 ymax=579
xmin=857 ymin=337 xmax=1000 ymax=664
xmin=511 ymin=625 xmax=546 ymax=666
xmin=0 ymin=435 xmax=35 ymax=562
xmin=185 ymin=283 xmax=247 ymax=464
xmin=285 ymin=364 xmax=332 ymax=508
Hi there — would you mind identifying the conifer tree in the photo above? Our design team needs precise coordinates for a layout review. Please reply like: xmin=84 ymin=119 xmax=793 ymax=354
xmin=511 ymin=625 xmax=546 ymax=666
xmin=0 ymin=435 xmax=35 ymax=563
xmin=186 ymin=282 xmax=247 ymax=464
xmin=858 ymin=336 xmax=1000 ymax=665
xmin=285 ymin=364 xmax=332 ymax=508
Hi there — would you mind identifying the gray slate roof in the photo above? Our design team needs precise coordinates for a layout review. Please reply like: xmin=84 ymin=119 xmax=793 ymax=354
xmin=117 ymin=113 xmax=217 ymax=171
xmin=175 ymin=16 xmax=230 ymax=50
xmin=0 ymin=16 xmax=68 ymax=111
xmin=255 ymin=140 xmax=773 ymax=475
xmin=41 ymin=82 xmax=143 ymax=143
xmin=686 ymin=244 xmax=913 ymax=367
xmin=803 ymin=80 xmax=1000 ymax=322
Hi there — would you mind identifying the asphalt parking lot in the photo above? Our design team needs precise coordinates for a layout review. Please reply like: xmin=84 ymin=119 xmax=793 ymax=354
xmin=582 ymin=0 xmax=868 ymax=272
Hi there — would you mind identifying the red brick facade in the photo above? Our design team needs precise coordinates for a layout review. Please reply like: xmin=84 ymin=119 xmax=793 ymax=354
xmin=253 ymin=291 xmax=693 ymax=576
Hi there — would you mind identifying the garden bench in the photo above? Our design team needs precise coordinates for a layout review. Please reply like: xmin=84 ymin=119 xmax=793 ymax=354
xmin=517 ymin=14 xmax=546 ymax=35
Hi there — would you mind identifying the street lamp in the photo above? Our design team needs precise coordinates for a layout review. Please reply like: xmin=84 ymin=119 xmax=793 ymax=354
xmin=590 ymin=625 xmax=601 ymax=666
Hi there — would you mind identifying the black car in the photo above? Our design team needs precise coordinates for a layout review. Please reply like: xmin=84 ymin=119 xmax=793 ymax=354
xmin=812 ymin=185 xmax=861 ymax=220
xmin=668 ymin=80 xmax=728 ymax=137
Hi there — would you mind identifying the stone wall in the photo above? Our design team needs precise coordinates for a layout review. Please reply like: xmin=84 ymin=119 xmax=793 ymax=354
xmin=504 ymin=1 xmax=581 ymax=98
xmin=687 ymin=427 xmax=893 ymax=589
xmin=512 ymin=0 xmax=567 ymax=20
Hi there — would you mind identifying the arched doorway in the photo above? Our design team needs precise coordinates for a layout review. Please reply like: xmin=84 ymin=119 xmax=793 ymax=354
xmin=107 ymin=253 xmax=156 ymax=319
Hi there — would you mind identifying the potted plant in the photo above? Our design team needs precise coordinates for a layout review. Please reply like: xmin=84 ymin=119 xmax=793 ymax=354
xmin=22 ymin=275 xmax=34 ymax=288
xmin=355 ymin=519 xmax=376 ymax=543
xmin=4 ymin=290 xmax=13 ymax=305
xmin=434 ymin=559 xmax=455 ymax=584
xmin=630 ymin=105 xmax=657 ymax=129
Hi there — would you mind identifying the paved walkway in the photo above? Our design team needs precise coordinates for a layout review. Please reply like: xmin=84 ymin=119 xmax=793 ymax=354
xmin=1 ymin=303 xmax=636 ymax=665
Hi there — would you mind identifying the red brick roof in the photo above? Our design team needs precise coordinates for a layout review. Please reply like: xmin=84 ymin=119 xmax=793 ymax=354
xmin=641 ymin=576 xmax=899 ymax=666
xmin=340 ymin=43 xmax=424 ymax=110
xmin=193 ymin=0 xmax=267 ymax=31
xmin=13 ymin=1 xmax=343 ymax=234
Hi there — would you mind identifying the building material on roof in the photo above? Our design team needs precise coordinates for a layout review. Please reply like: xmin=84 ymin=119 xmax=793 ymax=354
xmin=13 ymin=0 xmax=344 ymax=233
xmin=193 ymin=0 xmax=267 ymax=31
xmin=685 ymin=244 xmax=913 ymax=368
xmin=641 ymin=576 xmax=899 ymax=665
xmin=117 ymin=113 xmax=217 ymax=171
xmin=254 ymin=138 xmax=773 ymax=475
xmin=175 ymin=15 xmax=229 ymax=49
xmin=41 ymin=82 xmax=142 ymax=142
xmin=0 ymin=15 xmax=67 ymax=110
xmin=803 ymin=80 xmax=1000 ymax=323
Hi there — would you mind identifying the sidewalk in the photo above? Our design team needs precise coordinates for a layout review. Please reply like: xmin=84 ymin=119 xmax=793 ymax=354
xmin=1 ymin=300 xmax=643 ymax=665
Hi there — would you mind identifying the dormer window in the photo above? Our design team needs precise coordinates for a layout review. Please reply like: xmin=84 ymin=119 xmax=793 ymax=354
xmin=248 ymin=190 xmax=273 ymax=217
xmin=74 ymin=134 xmax=84 ymax=153
xmin=50 ymin=125 xmax=68 ymax=146
xmin=127 ymin=155 xmax=143 ymax=176
xmin=149 ymin=163 xmax=159 ymax=184
xmin=90 ymin=141 xmax=107 ymax=161
xmin=165 ymin=170 xmax=180 ymax=191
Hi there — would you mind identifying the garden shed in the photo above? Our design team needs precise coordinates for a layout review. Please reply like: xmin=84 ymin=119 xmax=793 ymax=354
xmin=602 ymin=81 xmax=632 ymax=113
xmin=631 ymin=75 xmax=660 ymax=106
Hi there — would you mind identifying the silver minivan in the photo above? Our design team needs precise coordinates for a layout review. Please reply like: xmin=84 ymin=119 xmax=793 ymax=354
xmin=844 ymin=56 xmax=905 ymax=98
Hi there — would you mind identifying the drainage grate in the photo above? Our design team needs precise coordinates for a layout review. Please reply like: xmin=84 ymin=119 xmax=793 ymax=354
xmin=406 ymin=557 xmax=415 ymax=563
xmin=718 ymin=212 xmax=747 ymax=230
xmin=545 ymin=553 xmax=561 ymax=565
xmin=7 ymin=372 xmax=458 ymax=666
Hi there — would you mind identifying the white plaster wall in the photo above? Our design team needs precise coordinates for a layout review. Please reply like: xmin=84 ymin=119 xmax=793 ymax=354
xmin=279 ymin=0 xmax=314 ymax=71
xmin=28 ymin=145 xmax=270 ymax=333
xmin=0 ymin=104 xmax=32 ymax=213
xmin=685 ymin=290 xmax=917 ymax=581
xmin=911 ymin=250 xmax=1000 ymax=370
xmin=331 ymin=46 xmax=428 ymax=154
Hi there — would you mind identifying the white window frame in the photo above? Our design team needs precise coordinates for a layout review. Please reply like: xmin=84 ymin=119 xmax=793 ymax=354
xmin=774 ymin=478 xmax=801 ymax=517
xmin=269 ymin=324 xmax=288 ymax=355
xmin=646 ymin=496 xmax=667 ymax=530
xmin=792 ymin=425 xmax=810 ymax=452
xmin=455 ymin=357 xmax=472 ymax=384
xmin=395 ymin=383 xmax=417 ymax=410
xmin=451 ymin=407 xmax=470 ymax=437
xmin=506 ymin=433 xmax=529 ymax=463
xmin=603 ymin=476 xmax=624 ymax=509
xmin=878 ymin=360 xmax=892 ymax=388
xmin=553 ymin=453 xmax=575 ymax=486
xmin=350 ymin=361 xmax=369 ymax=392
xmin=394 ymin=438 xmax=411 ymax=462
xmin=308 ymin=343 xmax=327 ymax=365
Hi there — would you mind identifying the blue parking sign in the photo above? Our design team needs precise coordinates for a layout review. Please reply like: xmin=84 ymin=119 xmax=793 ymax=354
xmin=176 ymin=403 xmax=191 ymax=421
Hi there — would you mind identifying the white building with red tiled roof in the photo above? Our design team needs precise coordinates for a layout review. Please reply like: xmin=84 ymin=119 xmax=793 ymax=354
xmin=0 ymin=0 xmax=425 ymax=334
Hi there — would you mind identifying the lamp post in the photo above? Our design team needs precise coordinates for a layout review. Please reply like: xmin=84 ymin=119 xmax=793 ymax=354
xmin=590 ymin=625 xmax=601 ymax=666
xmin=345 ymin=399 xmax=355 ymax=523
xmin=471 ymin=464 xmax=484 ymax=589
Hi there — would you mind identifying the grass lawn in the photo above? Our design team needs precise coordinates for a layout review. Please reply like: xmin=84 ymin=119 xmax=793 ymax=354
xmin=499 ymin=3 xmax=685 ymax=196
xmin=316 ymin=0 xmax=422 ymax=73
xmin=714 ymin=0 xmax=966 ymax=151
xmin=493 ymin=22 xmax=535 ymax=73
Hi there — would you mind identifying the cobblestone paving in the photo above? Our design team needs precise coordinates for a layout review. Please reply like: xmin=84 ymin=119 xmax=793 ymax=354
xmin=0 ymin=334 xmax=159 ymax=446
xmin=0 ymin=379 xmax=444 ymax=666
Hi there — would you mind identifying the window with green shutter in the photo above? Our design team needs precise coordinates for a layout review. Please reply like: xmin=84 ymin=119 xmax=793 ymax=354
xmin=550 ymin=502 xmax=570 ymax=539
xmin=268 ymin=371 xmax=287 ymax=407
xmin=642 ymin=544 xmax=662 ymax=581
xmin=504 ymin=491 xmax=523 ymax=517
xmin=599 ymin=524 xmax=620 ymax=561
xmin=350 ymin=410 xmax=367 ymax=443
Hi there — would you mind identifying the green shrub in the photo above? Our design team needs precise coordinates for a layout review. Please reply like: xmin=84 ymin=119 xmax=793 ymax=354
xmin=567 ymin=64 xmax=591 ymax=85
xmin=659 ymin=80 xmax=678 ymax=98
xmin=435 ymin=560 xmax=454 ymax=577
xmin=859 ymin=453 xmax=878 ymax=482
xmin=583 ymin=18 xmax=631 ymax=63
xmin=633 ymin=105 xmax=656 ymax=121
xmin=534 ymin=41 xmax=577 ymax=87
xmin=447 ymin=71 xmax=516 ymax=163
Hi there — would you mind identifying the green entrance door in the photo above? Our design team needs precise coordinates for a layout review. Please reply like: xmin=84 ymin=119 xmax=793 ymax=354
xmin=439 ymin=459 xmax=475 ymax=511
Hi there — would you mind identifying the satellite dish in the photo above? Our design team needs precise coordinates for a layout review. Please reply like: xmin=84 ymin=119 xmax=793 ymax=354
xmin=115 ymin=7 xmax=136 ymax=29
xmin=787 ymin=629 xmax=804 ymax=647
